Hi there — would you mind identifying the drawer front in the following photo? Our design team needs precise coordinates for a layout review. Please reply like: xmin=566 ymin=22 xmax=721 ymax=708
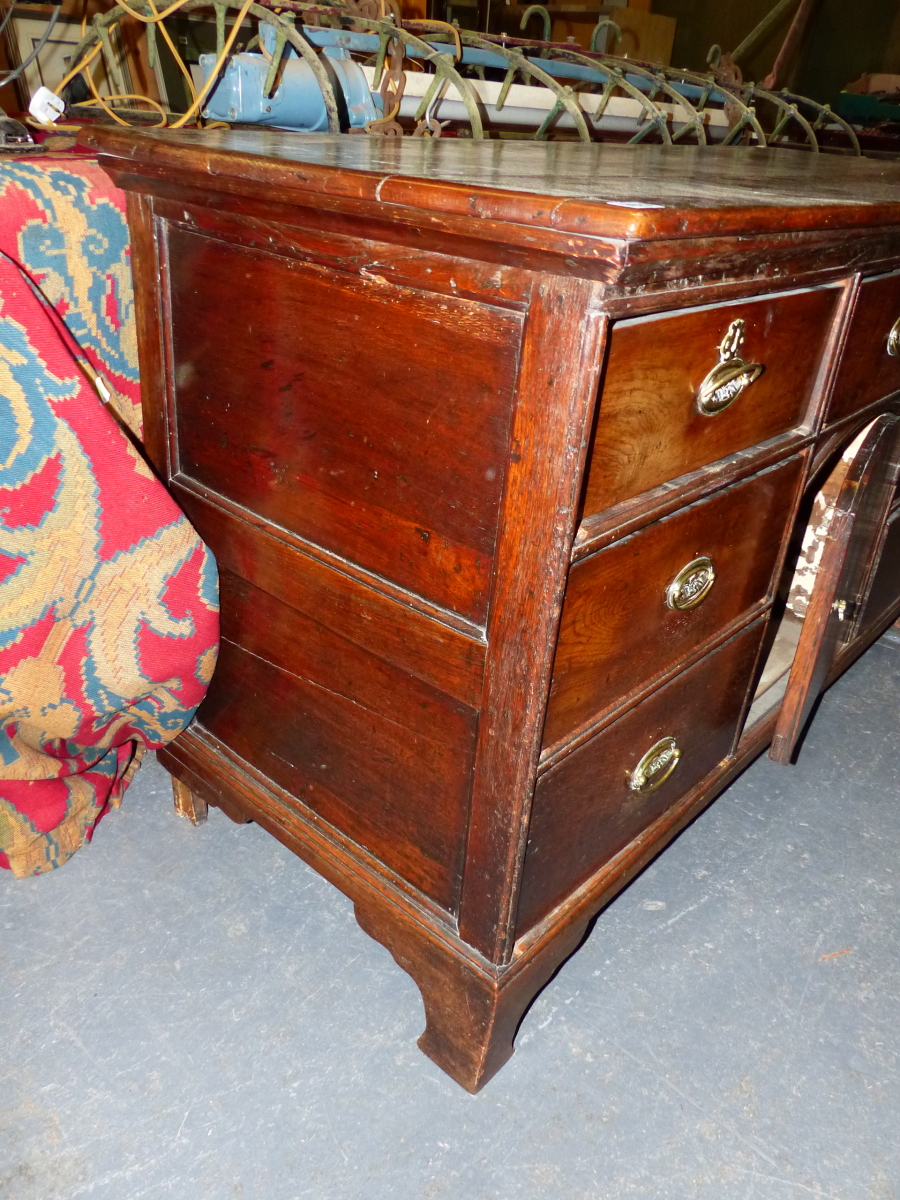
xmin=517 ymin=620 xmax=766 ymax=937
xmin=583 ymin=287 xmax=838 ymax=515
xmin=166 ymin=224 xmax=522 ymax=624
xmin=544 ymin=456 xmax=803 ymax=750
xmin=828 ymin=274 xmax=900 ymax=425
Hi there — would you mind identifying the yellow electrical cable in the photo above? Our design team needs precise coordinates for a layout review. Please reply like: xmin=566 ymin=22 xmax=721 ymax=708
xmin=43 ymin=0 xmax=278 ymax=134
xmin=146 ymin=0 xmax=198 ymax=103
xmin=409 ymin=19 xmax=461 ymax=61
xmin=83 ymin=45 xmax=169 ymax=126
xmin=79 ymin=94 xmax=168 ymax=125
xmin=82 ymin=44 xmax=133 ymax=124
xmin=111 ymin=0 xmax=198 ymax=25
xmin=53 ymin=40 xmax=103 ymax=97
xmin=26 ymin=117 xmax=85 ymax=132
xmin=168 ymin=0 xmax=253 ymax=128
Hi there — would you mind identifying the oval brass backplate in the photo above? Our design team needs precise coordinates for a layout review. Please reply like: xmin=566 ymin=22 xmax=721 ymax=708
xmin=666 ymin=556 xmax=716 ymax=611
xmin=887 ymin=317 xmax=900 ymax=357
xmin=628 ymin=736 xmax=682 ymax=793
xmin=696 ymin=318 xmax=764 ymax=415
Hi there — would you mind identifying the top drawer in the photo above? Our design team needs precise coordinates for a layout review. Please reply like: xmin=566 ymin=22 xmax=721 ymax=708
xmin=827 ymin=273 xmax=900 ymax=425
xmin=582 ymin=287 xmax=839 ymax=517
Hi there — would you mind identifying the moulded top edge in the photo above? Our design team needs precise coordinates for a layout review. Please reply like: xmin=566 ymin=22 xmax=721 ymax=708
xmin=81 ymin=127 xmax=900 ymax=245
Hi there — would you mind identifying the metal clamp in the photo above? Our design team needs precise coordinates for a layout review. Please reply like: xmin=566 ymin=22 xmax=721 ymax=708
xmin=697 ymin=318 xmax=764 ymax=415
xmin=666 ymin=556 xmax=716 ymax=611
xmin=628 ymin=736 xmax=682 ymax=793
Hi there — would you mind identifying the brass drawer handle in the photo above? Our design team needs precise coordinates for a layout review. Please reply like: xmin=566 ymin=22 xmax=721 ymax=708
xmin=666 ymin=556 xmax=716 ymax=611
xmin=887 ymin=317 xmax=900 ymax=357
xmin=697 ymin=318 xmax=764 ymax=415
xmin=628 ymin=736 xmax=682 ymax=793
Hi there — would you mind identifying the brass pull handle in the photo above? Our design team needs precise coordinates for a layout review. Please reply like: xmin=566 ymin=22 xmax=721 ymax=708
xmin=666 ymin=556 xmax=716 ymax=611
xmin=697 ymin=318 xmax=764 ymax=415
xmin=887 ymin=317 xmax=900 ymax=357
xmin=628 ymin=736 xmax=682 ymax=793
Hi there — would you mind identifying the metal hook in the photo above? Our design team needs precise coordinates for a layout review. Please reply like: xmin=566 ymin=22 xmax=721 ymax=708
xmin=589 ymin=19 xmax=621 ymax=54
xmin=519 ymin=5 xmax=551 ymax=42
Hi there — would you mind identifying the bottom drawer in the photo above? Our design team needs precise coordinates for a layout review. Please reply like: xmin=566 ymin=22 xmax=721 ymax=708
xmin=516 ymin=618 xmax=766 ymax=937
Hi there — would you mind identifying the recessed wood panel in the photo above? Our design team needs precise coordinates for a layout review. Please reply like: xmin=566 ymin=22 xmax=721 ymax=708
xmin=196 ymin=573 xmax=478 ymax=913
xmin=517 ymin=621 xmax=765 ymax=937
xmin=165 ymin=225 xmax=523 ymax=623
xmin=828 ymin=274 xmax=900 ymax=425
xmin=545 ymin=456 xmax=804 ymax=749
xmin=582 ymin=287 xmax=838 ymax=515
xmin=172 ymin=485 xmax=486 ymax=709
xmin=860 ymin=507 xmax=900 ymax=630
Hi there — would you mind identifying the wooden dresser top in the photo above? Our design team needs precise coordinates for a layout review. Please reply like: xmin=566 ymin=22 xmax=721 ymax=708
xmin=83 ymin=127 xmax=900 ymax=244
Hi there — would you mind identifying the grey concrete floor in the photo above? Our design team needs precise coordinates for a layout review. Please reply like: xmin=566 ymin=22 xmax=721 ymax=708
xmin=3 ymin=640 xmax=900 ymax=1200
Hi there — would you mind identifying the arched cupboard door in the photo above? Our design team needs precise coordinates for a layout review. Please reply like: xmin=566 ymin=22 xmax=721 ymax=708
xmin=770 ymin=413 xmax=900 ymax=764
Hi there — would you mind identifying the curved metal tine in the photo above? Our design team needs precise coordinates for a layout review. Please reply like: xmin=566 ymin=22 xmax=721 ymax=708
xmin=253 ymin=9 xmax=341 ymax=131
xmin=750 ymin=85 xmax=819 ymax=152
xmin=246 ymin=5 xmax=342 ymax=132
xmin=719 ymin=111 xmax=759 ymax=146
xmin=460 ymin=30 xmax=591 ymax=142
xmin=360 ymin=18 xmax=485 ymax=138
xmin=661 ymin=65 xmax=716 ymax=118
xmin=412 ymin=69 xmax=447 ymax=122
xmin=263 ymin=23 xmax=288 ymax=97
xmin=373 ymin=28 xmax=391 ymax=87
xmin=495 ymin=65 xmax=517 ymax=111
xmin=518 ymin=3 xmax=551 ymax=41
xmin=778 ymin=88 xmax=861 ymax=156
xmin=597 ymin=55 xmax=706 ymax=144
xmin=661 ymin=64 xmax=768 ymax=146
xmin=589 ymin=18 xmax=621 ymax=53
xmin=540 ymin=46 xmax=672 ymax=144
xmin=160 ymin=0 xmax=344 ymax=132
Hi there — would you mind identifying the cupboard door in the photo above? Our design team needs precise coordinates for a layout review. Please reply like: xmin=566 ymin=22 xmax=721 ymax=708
xmin=770 ymin=414 xmax=900 ymax=764
xmin=857 ymin=504 xmax=900 ymax=633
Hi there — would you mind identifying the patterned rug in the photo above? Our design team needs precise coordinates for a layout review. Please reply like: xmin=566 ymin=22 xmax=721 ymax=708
xmin=0 ymin=155 xmax=219 ymax=877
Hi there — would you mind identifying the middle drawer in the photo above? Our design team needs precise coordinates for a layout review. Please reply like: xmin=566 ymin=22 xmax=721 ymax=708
xmin=543 ymin=454 xmax=804 ymax=751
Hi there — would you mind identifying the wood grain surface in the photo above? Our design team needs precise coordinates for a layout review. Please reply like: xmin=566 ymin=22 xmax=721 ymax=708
xmin=582 ymin=286 xmax=838 ymax=513
xmin=518 ymin=619 xmax=766 ymax=937
xmin=545 ymin=455 xmax=804 ymax=750
xmin=84 ymin=128 xmax=900 ymax=243
xmin=167 ymin=224 xmax=522 ymax=623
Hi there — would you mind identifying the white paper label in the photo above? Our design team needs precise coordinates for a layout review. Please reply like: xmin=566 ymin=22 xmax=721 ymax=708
xmin=29 ymin=87 xmax=65 ymax=124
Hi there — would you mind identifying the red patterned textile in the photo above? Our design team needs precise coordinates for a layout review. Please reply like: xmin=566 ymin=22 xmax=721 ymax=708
xmin=0 ymin=157 xmax=219 ymax=876
xmin=0 ymin=156 xmax=142 ymax=438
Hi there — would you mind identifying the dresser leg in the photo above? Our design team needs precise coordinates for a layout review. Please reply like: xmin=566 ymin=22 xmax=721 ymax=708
xmin=172 ymin=777 xmax=208 ymax=826
xmin=354 ymin=899 xmax=589 ymax=1093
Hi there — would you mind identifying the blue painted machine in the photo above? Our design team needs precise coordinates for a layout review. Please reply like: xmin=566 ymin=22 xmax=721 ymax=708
xmin=199 ymin=18 xmax=860 ymax=153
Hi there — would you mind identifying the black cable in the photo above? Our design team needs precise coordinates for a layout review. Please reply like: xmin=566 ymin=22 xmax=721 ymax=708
xmin=0 ymin=5 xmax=62 ymax=87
